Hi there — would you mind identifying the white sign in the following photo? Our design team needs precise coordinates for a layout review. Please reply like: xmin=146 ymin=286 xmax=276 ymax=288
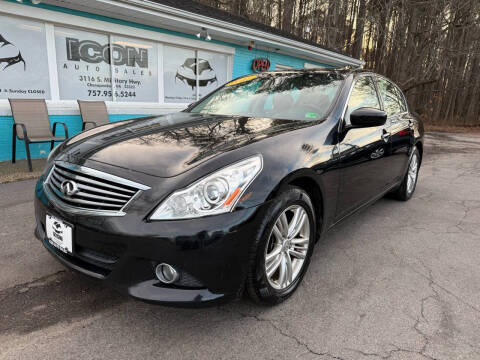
xmin=55 ymin=27 xmax=112 ymax=100
xmin=0 ymin=16 xmax=51 ymax=99
xmin=111 ymin=36 xmax=158 ymax=102
xmin=197 ymin=51 xmax=228 ymax=99
xmin=163 ymin=46 xmax=197 ymax=103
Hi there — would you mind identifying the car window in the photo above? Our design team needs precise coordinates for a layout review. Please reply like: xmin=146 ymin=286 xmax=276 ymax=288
xmin=190 ymin=72 xmax=344 ymax=121
xmin=345 ymin=76 xmax=381 ymax=122
xmin=377 ymin=78 xmax=405 ymax=116
xmin=393 ymin=84 xmax=407 ymax=112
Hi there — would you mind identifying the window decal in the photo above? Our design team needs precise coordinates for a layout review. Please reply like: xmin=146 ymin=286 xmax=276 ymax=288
xmin=0 ymin=16 xmax=50 ymax=99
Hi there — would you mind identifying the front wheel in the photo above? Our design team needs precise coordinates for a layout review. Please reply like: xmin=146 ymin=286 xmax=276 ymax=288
xmin=246 ymin=186 xmax=316 ymax=305
xmin=391 ymin=147 xmax=420 ymax=201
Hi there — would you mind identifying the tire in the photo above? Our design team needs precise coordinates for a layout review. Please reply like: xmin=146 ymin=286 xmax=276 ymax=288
xmin=246 ymin=186 xmax=316 ymax=305
xmin=391 ymin=147 xmax=420 ymax=201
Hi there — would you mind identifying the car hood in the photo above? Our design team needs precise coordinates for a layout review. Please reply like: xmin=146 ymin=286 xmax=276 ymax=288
xmin=58 ymin=112 xmax=306 ymax=177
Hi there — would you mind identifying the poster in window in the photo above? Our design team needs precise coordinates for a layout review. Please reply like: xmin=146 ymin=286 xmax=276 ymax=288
xmin=197 ymin=51 xmax=228 ymax=99
xmin=0 ymin=16 xmax=50 ymax=99
xmin=55 ymin=27 xmax=112 ymax=100
xmin=163 ymin=46 xmax=197 ymax=103
xmin=111 ymin=36 xmax=158 ymax=102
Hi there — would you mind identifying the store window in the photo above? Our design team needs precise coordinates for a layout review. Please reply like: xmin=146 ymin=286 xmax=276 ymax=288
xmin=0 ymin=15 xmax=50 ymax=99
xmin=197 ymin=50 xmax=229 ymax=99
xmin=163 ymin=46 xmax=197 ymax=103
xmin=55 ymin=27 xmax=112 ymax=100
xmin=1 ymin=14 xmax=232 ymax=105
xmin=111 ymin=36 xmax=158 ymax=102
xmin=163 ymin=46 xmax=229 ymax=103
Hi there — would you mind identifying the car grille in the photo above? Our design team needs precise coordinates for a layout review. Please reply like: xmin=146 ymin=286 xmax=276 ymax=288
xmin=44 ymin=161 xmax=150 ymax=216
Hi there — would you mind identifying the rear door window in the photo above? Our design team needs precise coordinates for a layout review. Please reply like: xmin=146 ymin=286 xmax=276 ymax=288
xmin=377 ymin=78 xmax=405 ymax=116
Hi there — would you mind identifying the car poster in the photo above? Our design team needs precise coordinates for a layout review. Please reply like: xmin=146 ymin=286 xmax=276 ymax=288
xmin=163 ymin=46 xmax=197 ymax=103
xmin=197 ymin=51 xmax=228 ymax=99
xmin=0 ymin=16 xmax=51 ymax=99
xmin=164 ymin=46 xmax=228 ymax=103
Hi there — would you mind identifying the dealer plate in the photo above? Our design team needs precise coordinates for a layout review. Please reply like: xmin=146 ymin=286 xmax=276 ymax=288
xmin=46 ymin=214 xmax=73 ymax=254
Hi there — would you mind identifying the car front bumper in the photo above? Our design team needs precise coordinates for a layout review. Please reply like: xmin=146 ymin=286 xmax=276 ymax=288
xmin=34 ymin=177 xmax=267 ymax=307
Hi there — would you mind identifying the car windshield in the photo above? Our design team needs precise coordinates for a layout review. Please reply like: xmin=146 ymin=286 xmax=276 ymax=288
xmin=189 ymin=72 xmax=345 ymax=121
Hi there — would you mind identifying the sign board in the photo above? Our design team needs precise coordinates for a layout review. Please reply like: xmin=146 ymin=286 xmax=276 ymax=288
xmin=0 ymin=16 xmax=51 ymax=99
xmin=55 ymin=28 xmax=158 ymax=101
xmin=252 ymin=58 xmax=270 ymax=72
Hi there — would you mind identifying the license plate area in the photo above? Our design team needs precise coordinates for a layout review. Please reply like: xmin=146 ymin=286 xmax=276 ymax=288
xmin=46 ymin=214 xmax=73 ymax=254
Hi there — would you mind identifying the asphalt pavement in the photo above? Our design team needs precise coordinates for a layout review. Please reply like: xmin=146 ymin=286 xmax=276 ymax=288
xmin=1 ymin=132 xmax=480 ymax=360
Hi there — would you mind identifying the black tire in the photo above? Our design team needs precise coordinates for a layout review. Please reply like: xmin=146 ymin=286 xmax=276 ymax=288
xmin=391 ymin=147 xmax=420 ymax=201
xmin=246 ymin=186 xmax=316 ymax=305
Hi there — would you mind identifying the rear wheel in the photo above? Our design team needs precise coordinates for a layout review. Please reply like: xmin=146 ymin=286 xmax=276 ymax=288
xmin=246 ymin=186 xmax=316 ymax=305
xmin=391 ymin=147 xmax=420 ymax=201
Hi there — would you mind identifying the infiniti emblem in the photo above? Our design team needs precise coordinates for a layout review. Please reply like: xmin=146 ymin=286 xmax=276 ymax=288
xmin=60 ymin=180 xmax=79 ymax=196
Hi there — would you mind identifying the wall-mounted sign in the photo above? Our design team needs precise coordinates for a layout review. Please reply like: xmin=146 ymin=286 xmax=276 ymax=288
xmin=55 ymin=27 xmax=158 ymax=101
xmin=252 ymin=58 xmax=270 ymax=72
xmin=0 ymin=16 xmax=51 ymax=99
xmin=164 ymin=46 xmax=228 ymax=103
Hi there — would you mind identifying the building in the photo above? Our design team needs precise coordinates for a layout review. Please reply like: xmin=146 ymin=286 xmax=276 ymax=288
xmin=0 ymin=0 xmax=363 ymax=161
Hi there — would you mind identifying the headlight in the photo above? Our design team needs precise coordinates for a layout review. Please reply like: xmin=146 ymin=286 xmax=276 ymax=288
xmin=150 ymin=155 xmax=263 ymax=220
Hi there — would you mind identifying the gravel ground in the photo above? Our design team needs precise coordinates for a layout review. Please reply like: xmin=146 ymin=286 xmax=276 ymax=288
xmin=0 ymin=158 xmax=46 ymax=184
xmin=1 ymin=132 xmax=480 ymax=360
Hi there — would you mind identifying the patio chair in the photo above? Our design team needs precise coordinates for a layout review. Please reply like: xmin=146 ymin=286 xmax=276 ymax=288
xmin=9 ymin=99 xmax=68 ymax=172
xmin=77 ymin=100 xmax=110 ymax=131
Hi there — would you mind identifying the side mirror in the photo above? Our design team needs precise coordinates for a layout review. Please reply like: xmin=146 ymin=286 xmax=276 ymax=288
xmin=350 ymin=107 xmax=387 ymax=128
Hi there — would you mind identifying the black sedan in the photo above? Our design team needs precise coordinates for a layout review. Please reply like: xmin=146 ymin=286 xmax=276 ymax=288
xmin=34 ymin=69 xmax=424 ymax=306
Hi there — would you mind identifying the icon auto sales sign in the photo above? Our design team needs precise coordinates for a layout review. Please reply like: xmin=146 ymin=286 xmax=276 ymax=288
xmin=252 ymin=58 xmax=270 ymax=72
xmin=56 ymin=30 xmax=158 ymax=102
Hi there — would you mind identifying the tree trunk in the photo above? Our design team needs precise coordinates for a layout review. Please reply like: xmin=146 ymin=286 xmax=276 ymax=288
xmin=352 ymin=0 xmax=366 ymax=59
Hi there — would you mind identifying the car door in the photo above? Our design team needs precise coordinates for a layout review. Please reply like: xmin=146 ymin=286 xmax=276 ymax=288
xmin=376 ymin=77 xmax=413 ymax=185
xmin=335 ymin=75 xmax=392 ymax=220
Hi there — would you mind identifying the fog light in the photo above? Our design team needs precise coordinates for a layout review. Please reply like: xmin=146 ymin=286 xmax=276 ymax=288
xmin=155 ymin=263 xmax=179 ymax=284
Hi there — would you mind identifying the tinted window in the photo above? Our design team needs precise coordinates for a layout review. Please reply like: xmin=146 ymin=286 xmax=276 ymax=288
xmin=377 ymin=78 xmax=406 ymax=116
xmin=346 ymin=76 xmax=381 ymax=121
xmin=393 ymin=84 xmax=407 ymax=112
xmin=190 ymin=72 xmax=344 ymax=121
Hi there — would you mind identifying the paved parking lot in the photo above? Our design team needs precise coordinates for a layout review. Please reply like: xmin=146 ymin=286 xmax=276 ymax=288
xmin=1 ymin=132 xmax=480 ymax=360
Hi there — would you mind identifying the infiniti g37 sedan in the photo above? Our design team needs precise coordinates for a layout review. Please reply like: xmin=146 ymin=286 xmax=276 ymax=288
xmin=34 ymin=69 xmax=424 ymax=306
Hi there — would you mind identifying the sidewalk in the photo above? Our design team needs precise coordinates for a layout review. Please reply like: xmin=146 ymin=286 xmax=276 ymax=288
xmin=0 ymin=158 xmax=46 ymax=184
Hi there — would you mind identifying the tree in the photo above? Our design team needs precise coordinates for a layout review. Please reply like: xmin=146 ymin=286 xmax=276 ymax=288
xmin=194 ymin=0 xmax=480 ymax=126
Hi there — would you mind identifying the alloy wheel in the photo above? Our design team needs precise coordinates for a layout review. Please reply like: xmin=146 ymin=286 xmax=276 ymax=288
xmin=264 ymin=205 xmax=311 ymax=290
xmin=406 ymin=153 xmax=418 ymax=194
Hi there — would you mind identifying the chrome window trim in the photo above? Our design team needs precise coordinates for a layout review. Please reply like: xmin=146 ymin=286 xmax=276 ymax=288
xmin=43 ymin=162 xmax=150 ymax=217
xmin=341 ymin=73 xmax=381 ymax=123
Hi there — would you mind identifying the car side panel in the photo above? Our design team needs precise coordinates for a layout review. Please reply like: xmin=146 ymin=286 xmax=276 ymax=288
xmin=387 ymin=112 xmax=415 ymax=183
xmin=335 ymin=125 xmax=392 ymax=220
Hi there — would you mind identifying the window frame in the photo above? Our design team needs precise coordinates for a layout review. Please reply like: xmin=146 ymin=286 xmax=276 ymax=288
xmin=341 ymin=73 xmax=383 ymax=125
xmin=374 ymin=76 xmax=409 ymax=118
xmin=0 ymin=5 xmax=234 ymax=115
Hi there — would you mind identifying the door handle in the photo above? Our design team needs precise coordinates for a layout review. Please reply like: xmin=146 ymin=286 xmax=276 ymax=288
xmin=381 ymin=129 xmax=391 ymax=142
